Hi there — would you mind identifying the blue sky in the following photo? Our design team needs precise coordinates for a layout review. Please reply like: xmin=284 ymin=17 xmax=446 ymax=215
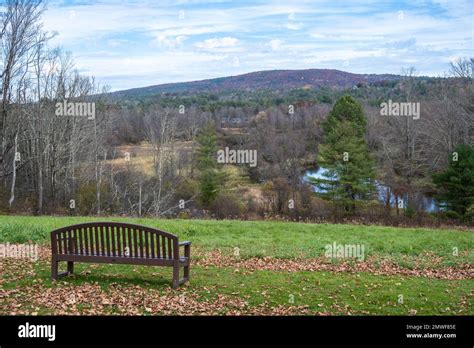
xmin=41 ymin=0 xmax=473 ymax=91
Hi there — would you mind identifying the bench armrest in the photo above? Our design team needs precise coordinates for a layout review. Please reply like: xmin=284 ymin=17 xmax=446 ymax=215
xmin=179 ymin=241 xmax=191 ymax=258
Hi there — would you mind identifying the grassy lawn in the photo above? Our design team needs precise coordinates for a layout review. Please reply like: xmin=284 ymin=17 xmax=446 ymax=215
xmin=1 ymin=215 xmax=473 ymax=264
xmin=0 ymin=215 xmax=473 ymax=315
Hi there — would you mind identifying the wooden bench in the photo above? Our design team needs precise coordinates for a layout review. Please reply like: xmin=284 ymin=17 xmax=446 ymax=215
xmin=51 ymin=222 xmax=191 ymax=289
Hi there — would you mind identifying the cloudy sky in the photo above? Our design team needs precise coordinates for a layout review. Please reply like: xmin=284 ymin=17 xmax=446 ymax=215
xmin=42 ymin=0 xmax=473 ymax=91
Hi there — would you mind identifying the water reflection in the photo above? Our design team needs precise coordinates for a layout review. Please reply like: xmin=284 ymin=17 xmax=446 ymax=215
xmin=302 ymin=167 xmax=440 ymax=213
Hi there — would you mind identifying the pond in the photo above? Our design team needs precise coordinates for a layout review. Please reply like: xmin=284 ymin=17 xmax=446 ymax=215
xmin=302 ymin=167 xmax=440 ymax=213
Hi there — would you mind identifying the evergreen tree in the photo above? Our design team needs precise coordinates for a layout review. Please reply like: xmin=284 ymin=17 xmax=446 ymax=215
xmin=311 ymin=95 xmax=376 ymax=213
xmin=195 ymin=121 xmax=223 ymax=206
xmin=433 ymin=144 xmax=474 ymax=219
xmin=323 ymin=95 xmax=367 ymax=137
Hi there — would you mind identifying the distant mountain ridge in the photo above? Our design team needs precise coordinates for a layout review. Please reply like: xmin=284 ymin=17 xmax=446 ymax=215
xmin=111 ymin=69 xmax=403 ymax=97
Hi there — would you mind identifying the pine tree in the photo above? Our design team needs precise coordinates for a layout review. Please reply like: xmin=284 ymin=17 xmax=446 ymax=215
xmin=323 ymin=95 xmax=367 ymax=137
xmin=195 ymin=121 xmax=223 ymax=206
xmin=311 ymin=95 xmax=376 ymax=213
xmin=433 ymin=144 xmax=474 ymax=219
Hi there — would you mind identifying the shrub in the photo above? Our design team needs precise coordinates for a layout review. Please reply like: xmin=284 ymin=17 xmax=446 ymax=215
xmin=210 ymin=191 xmax=244 ymax=219
xmin=174 ymin=178 xmax=198 ymax=201
xmin=75 ymin=182 xmax=113 ymax=215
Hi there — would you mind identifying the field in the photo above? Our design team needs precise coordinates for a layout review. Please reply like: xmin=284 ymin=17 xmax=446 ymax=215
xmin=0 ymin=216 xmax=472 ymax=315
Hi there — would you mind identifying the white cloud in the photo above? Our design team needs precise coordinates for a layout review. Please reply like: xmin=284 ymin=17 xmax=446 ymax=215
xmin=285 ymin=22 xmax=303 ymax=30
xmin=269 ymin=39 xmax=283 ymax=51
xmin=41 ymin=0 xmax=473 ymax=89
xmin=74 ymin=51 xmax=229 ymax=90
xmin=195 ymin=37 xmax=239 ymax=50
xmin=155 ymin=35 xmax=187 ymax=48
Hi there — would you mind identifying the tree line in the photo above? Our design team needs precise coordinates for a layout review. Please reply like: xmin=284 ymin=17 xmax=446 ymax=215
xmin=1 ymin=1 xmax=472 ymax=225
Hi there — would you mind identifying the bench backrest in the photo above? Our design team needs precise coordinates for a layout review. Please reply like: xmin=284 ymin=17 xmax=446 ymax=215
xmin=51 ymin=222 xmax=179 ymax=260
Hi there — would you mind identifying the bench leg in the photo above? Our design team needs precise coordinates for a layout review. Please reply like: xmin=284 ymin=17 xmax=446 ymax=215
xmin=172 ymin=263 xmax=180 ymax=289
xmin=51 ymin=259 xmax=59 ymax=280
xmin=171 ymin=260 xmax=191 ymax=289
xmin=67 ymin=261 xmax=74 ymax=275
xmin=51 ymin=259 xmax=73 ymax=281
xmin=182 ymin=243 xmax=191 ymax=284
xmin=183 ymin=264 xmax=190 ymax=282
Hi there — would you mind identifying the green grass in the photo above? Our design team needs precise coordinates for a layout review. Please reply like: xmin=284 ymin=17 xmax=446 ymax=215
xmin=0 ymin=215 xmax=472 ymax=266
xmin=2 ymin=261 xmax=472 ymax=315
xmin=0 ymin=215 xmax=472 ymax=315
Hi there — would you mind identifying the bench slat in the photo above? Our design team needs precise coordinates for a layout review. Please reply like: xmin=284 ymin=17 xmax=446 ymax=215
xmin=84 ymin=227 xmax=89 ymax=255
xmin=76 ymin=227 xmax=80 ymax=255
xmin=122 ymin=226 xmax=126 ymax=257
xmin=79 ymin=227 xmax=83 ymax=255
xmin=144 ymin=228 xmax=149 ymax=258
xmin=100 ymin=225 xmax=106 ymax=256
xmin=92 ymin=226 xmax=96 ymax=255
xmin=110 ymin=226 xmax=115 ymax=256
xmin=132 ymin=227 xmax=137 ymax=258
xmin=161 ymin=235 xmax=166 ymax=259
xmin=73 ymin=229 xmax=77 ymax=255
xmin=139 ymin=228 xmax=144 ymax=258
xmin=66 ymin=229 xmax=71 ymax=254
xmin=150 ymin=231 xmax=155 ymax=258
xmin=127 ymin=226 xmax=132 ymax=257
xmin=122 ymin=226 xmax=128 ymax=257
xmin=58 ymin=232 xmax=63 ymax=254
xmin=94 ymin=225 xmax=100 ymax=256
xmin=61 ymin=230 xmax=66 ymax=254
xmin=106 ymin=226 xmax=111 ymax=256
xmin=157 ymin=233 xmax=161 ymax=258
xmin=168 ymin=237 xmax=172 ymax=259
xmin=117 ymin=226 xmax=122 ymax=257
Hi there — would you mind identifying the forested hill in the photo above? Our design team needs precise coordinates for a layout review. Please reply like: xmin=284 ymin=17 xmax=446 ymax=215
xmin=110 ymin=69 xmax=403 ymax=97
